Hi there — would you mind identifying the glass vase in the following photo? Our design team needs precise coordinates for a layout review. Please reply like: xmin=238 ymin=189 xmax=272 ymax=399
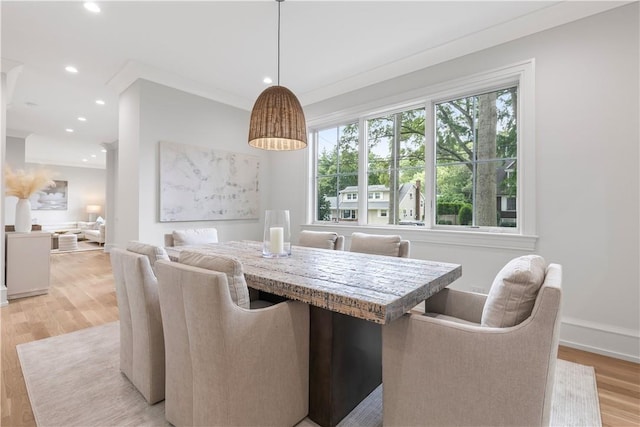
xmin=262 ymin=210 xmax=291 ymax=258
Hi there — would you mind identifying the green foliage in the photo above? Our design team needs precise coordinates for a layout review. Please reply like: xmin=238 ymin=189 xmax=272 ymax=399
xmin=458 ymin=204 xmax=473 ymax=225
xmin=317 ymin=192 xmax=332 ymax=221
xmin=437 ymin=201 xmax=467 ymax=215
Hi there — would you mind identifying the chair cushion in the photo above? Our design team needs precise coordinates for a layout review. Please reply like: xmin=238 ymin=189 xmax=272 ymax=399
xmin=481 ymin=255 xmax=547 ymax=327
xmin=172 ymin=228 xmax=218 ymax=246
xmin=126 ymin=241 xmax=170 ymax=270
xmin=298 ymin=230 xmax=338 ymax=250
xmin=350 ymin=232 xmax=401 ymax=257
xmin=178 ymin=251 xmax=250 ymax=309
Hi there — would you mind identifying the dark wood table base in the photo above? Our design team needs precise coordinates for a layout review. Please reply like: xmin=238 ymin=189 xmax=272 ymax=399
xmin=257 ymin=292 xmax=382 ymax=427
xmin=309 ymin=306 xmax=382 ymax=427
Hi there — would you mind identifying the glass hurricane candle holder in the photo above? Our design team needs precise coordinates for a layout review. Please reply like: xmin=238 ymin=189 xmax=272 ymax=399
xmin=263 ymin=210 xmax=291 ymax=258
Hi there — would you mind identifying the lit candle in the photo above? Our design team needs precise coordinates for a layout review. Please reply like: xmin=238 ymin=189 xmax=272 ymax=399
xmin=270 ymin=227 xmax=284 ymax=254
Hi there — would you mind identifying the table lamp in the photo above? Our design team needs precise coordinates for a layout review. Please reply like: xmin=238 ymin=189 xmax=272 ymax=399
xmin=86 ymin=205 xmax=101 ymax=222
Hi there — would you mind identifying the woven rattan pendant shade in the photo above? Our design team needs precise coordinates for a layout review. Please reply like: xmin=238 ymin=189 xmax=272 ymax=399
xmin=248 ymin=0 xmax=307 ymax=151
xmin=248 ymin=85 xmax=307 ymax=150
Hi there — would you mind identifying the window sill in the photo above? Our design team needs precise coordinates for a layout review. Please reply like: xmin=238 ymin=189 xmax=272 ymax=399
xmin=302 ymin=223 xmax=538 ymax=252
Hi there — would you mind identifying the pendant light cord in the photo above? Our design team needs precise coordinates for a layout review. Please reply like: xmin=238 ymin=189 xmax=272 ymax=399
xmin=277 ymin=0 xmax=281 ymax=86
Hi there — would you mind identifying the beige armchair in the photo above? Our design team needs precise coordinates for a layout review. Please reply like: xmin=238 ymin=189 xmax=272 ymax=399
xmin=164 ymin=227 xmax=218 ymax=247
xmin=349 ymin=232 xmax=410 ymax=257
xmin=109 ymin=242 xmax=169 ymax=404
xmin=382 ymin=262 xmax=562 ymax=426
xmin=298 ymin=230 xmax=345 ymax=250
xmin=155 ymin=257 xmax=309 ymax=426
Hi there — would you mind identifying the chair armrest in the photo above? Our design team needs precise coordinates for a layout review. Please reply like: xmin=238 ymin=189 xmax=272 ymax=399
xmin=424 ymin=288 xmax=487 ymax=323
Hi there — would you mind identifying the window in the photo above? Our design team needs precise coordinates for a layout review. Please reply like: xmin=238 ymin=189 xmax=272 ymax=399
xmin=367 ymin=107 xmax=426 ymax=225
xmin=316 ymin=124 xmax=358 ymax=222
xmin=342 ymin=209 xmax=357 ymax=219
xmin=311 ymin=61 xmax=534 ymax=238
xmin=435 ymin=87 xmax=517 ymax=228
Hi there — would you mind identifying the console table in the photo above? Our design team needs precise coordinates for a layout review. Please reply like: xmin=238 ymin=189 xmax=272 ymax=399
xmin=5 ymin=232 xmax=52 ymax=299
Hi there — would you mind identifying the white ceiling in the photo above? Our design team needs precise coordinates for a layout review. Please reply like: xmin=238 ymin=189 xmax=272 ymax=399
xmin=1 ymin=1 xmax=629 ymax=169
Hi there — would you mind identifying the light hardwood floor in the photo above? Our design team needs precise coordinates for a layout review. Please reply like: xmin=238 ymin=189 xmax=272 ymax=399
xmin=1 ymin=250 xmax=639 ymax=426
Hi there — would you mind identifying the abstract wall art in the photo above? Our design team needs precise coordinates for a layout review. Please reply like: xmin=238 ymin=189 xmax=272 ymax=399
xmin=159 ymin=141 xmax=260 ymax=222
xmin=31 ymin=180 xmax=68 ymax=210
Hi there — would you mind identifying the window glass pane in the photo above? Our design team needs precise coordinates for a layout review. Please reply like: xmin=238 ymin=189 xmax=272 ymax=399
xmin=435 ymin=87 xmax=517 ymax=228
xmin=315 ymin=123 xmax=359 ymax=223
xmin=367 ymin=108 xmax=426 ymax=226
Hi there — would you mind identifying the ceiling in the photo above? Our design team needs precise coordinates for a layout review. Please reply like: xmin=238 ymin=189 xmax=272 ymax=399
xmin=1 ymin=1 xmax=629 ymax=169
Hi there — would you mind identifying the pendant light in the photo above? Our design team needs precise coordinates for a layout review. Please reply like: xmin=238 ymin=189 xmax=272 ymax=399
xmin=248 ymin=0 xmax=307 ymax=150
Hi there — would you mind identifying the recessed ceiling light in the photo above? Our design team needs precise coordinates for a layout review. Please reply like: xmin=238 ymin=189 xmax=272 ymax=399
xmin=84 ymin=2 xmax=100 ymax=13
xmin=65 ymin=128 xmax=74 ymax=133
xmin=65 ymin=66 xmax=78 ymax=73
xmin=91 ymin=154 xmax=97 ymax=158
xmin=82 ymin=158 xmax=88 ymax=162
xmin=78 ymin=117 xmax=87 ymax=122
xmin=101 ymin=149 xmax=107 ymax=153
xmin=95 ymin=99 xmax=105 ymax=105
xmin=263 ymin=77 xmax=273 ymax=84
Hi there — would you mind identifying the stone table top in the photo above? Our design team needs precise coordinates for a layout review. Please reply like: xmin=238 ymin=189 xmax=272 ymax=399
xmin=165 ymin=240 xmax=462 ymax=324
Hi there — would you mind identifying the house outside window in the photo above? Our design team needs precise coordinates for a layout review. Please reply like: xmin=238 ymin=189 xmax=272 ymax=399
xmin=311 ymin=61 xmax=534 ymax=237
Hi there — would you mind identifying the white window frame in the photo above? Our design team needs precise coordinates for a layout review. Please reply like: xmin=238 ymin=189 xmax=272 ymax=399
xmin=307 ymin=60 xmax=537 ymax=251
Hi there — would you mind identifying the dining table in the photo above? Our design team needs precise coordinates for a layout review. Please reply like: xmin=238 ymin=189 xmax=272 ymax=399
xmin=165 ymin=240 xmax=462 ymax=427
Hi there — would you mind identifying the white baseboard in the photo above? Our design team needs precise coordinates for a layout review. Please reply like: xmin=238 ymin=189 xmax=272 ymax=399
xmin=560 ymin=317 xmax=640 ymax=363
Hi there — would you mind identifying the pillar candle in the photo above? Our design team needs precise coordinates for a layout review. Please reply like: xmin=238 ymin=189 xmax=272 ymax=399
xmin=270 ymin=227 xmax=284 ymax=254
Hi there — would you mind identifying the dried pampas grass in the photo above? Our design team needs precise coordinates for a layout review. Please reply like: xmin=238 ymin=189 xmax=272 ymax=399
xmin=5 ymin=166 xmax=55 ymax=199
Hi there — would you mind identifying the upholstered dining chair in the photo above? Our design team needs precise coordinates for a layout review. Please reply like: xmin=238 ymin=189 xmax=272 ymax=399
xmin=155 ymin=252 xmax=309 ymax=427
xmin=164 ymin=227 xmax=218 ymax=247
xmin=382 ymin=256 xmax=562 ymax=426
xmin=298 ymin=230 xmax=345 ymax=250
xmin=349 ymin=232 xmax=410 ymax=258
xmin=109 ymin=241 xmax=169 ymax=404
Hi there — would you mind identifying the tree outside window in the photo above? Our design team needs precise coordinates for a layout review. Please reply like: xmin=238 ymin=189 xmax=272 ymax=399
xmin=435 ymin=87 xmax=517 ymax=227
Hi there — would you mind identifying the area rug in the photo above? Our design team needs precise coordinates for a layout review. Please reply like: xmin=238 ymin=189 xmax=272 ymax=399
xmin=17 ymin=322 xmax=602 ymax=427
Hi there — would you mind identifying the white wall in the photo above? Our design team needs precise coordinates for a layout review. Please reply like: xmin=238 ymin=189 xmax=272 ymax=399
xmin=271 ymin=4 xmax=640 ymax=361
xmin=115 ymin=80 xmax=269 ymax=248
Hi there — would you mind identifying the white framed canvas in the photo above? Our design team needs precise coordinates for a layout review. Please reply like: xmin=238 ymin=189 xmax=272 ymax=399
xmin=159 ymin=141 xmax=260 ymax=222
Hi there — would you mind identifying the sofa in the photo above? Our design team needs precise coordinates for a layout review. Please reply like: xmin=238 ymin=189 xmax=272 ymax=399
xmin=83 ymin=223 xmax=106 ymax=245
xmin=41 ymin=220 xmax=106 ymax=245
